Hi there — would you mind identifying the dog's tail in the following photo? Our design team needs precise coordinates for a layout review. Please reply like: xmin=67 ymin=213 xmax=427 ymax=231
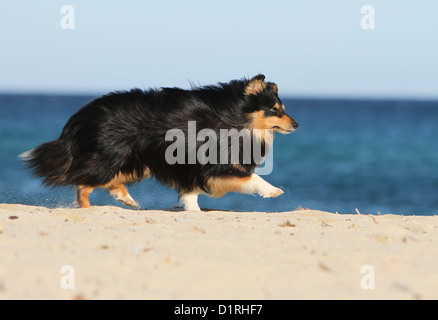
xmin=20 ymin=139 xmax=73 ymax=187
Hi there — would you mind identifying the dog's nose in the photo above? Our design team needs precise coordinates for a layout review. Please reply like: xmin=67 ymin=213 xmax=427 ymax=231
xmin=293 ymin=122 xmax=299 ymax=129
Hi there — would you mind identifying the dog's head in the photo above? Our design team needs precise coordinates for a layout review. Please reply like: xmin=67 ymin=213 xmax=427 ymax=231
xmin=244 ymin=74 xmax=298 ymax=134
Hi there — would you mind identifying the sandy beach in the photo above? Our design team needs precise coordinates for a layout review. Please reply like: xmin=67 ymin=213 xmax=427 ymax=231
xmin=0 ymin=203 xmax=437 ymax=300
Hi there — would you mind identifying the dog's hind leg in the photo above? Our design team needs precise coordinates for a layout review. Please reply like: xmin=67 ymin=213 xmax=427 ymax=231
xmin=109 ymin=184 xmax=140 ymax=208
xmin=76 ymin=185 xmax=95 ymax=208
xmin=179 ymin=191 xmax=201 ymax=211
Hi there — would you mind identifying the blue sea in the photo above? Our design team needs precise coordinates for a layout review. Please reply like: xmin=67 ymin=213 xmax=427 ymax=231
xmin=1 ymin=94 xmax=437 ymax=215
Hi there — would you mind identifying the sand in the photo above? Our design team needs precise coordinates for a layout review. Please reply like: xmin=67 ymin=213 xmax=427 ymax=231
xmin=0 ymin=203 xmax=437 ymax=300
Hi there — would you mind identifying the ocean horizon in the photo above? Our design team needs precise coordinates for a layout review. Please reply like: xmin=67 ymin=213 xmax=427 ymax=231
xmin=1 ymin=93 xmax=437 ymax=215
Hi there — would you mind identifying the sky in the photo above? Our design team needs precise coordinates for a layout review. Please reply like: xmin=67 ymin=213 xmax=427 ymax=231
xmin=0 ymin=0 xmax=437 ymax=99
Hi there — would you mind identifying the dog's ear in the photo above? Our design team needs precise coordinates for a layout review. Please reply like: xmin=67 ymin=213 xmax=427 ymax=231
xmin=251 ymin=74 xmax=266 ymax=82
xmin=245 ymin=74 xmax=267 ymax=95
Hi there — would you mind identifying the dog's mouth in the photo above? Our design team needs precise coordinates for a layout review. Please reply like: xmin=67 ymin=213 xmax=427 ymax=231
xmin=273 ymin=126 xmax=295 ymax=134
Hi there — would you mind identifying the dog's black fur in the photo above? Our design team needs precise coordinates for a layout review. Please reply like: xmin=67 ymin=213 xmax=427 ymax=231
xmin=22 ymin=74 xmax=298 ymax=208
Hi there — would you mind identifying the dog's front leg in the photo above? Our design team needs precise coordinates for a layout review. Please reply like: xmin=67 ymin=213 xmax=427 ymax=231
xmin=179 ymin=191 xmax=201 ymax=211
xmin=207 ymin=174 xmax=283 ymax=198
xmin=240 ymin=174 xmax=284 ymax=198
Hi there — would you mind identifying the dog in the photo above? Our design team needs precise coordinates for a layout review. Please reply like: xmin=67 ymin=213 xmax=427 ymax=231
xmin=21 ymin=74 xmax=298 ymax=210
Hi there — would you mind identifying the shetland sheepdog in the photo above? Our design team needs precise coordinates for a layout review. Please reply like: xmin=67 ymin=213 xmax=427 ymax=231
xmin=21 ymin=74 xmax=298 ymax=210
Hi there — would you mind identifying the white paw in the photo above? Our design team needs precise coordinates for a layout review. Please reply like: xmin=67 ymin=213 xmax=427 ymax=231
xmin=180 ymin=193 xmax=201 ymax=211
xmin=259 ymin=186 xmax=284 ymax=198
xmin=117 ymin=196 xmax=140 ymax=208
xmin=184 ymin=203 xmax=201 ymax=211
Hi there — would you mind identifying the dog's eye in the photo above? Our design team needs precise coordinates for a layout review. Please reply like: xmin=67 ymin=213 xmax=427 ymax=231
xmin=270 ymin=105 xmax=281 ymax=115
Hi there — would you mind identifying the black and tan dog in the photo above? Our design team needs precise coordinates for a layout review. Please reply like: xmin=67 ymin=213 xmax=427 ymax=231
xmin=21 ymin=75 xmax=298 ymax=210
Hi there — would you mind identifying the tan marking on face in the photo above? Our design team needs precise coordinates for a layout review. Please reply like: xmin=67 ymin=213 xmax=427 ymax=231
xmin=207 ymin=175 xmax=252 ymax=198
xmin=249 ymin=110 xmax=294 ymax=133
xmin=249 ymin=110 xmax=267 ymax=129
xmin=248 ymin=111 xmax=272 ymax=143
xmin=281 ymin=104 xmax=285 ymax=111
xmin=273 ymin=102 xmax=281 ymax=111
